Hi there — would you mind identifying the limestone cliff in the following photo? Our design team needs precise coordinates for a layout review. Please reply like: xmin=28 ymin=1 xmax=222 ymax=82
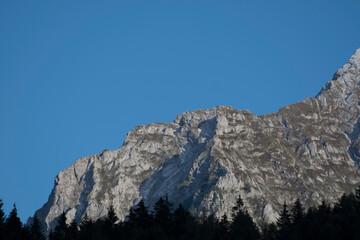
xmin=32 ymin=49 xmax=360 ymax=232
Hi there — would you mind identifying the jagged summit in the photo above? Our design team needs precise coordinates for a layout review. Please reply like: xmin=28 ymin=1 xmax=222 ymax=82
xmin=350 ymin=48 xmax=360 ymax=63
xmin=316 ymin=48 xmax=360 ymax=98
xmin=32 ymin=49 xmax=360 ymax=233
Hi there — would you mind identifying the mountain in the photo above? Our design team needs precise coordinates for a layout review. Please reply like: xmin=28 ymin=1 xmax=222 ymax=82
xmin=32 ymin=49 xmax=360 ymax=232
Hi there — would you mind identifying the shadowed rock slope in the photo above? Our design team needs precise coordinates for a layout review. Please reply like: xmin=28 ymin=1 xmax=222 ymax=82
xmin=33 ymin=49 xmax=360 ymax=232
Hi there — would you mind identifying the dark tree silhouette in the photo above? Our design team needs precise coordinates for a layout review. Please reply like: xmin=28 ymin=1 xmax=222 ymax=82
xmin=173 ymin=203 xmax=193 ymax=236
xmin=261 ymin=223 xmax=277 ymax=240
xmin=0 ymin=199 xmax=5 ymax=239
xmin=79 ymin=214 xmax=93 ymax=240
xmin=5 ymin=187 xmax=360 ymax=240
xmin=5 ymin=204 xmax=23 ymax=240
xmin=290 ymin=198 xmax=304 ymax=224
xmin=355 ymin=185 xmax=360 ymax=201
xmin=131 ymin=199 xmax=152 ymax=229
xmin=103 ymin=205 xmax=119 ymax=240
xmin=276 ymin=201 xmax=291 ymax=240
xmin=277 ymin=201 xmax=291 ymax=228
xmin=67 ymin=219 xmax=78 ymax=240
xmin=50 ymin=211 xmax=68 ymax=240
xmin=104 ymin=205 xmax=118 ymax=228
xmin=229 ymin=195 xmax=260 ymax=240
xmin=153 ymin=196 xmax=173 ymax=228
xmin=30 ymin=214 xmax=45 ymax=240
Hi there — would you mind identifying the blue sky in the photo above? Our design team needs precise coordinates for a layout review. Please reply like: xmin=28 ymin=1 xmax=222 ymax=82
xmin=1 ymin=0 xmax=359 ymax=222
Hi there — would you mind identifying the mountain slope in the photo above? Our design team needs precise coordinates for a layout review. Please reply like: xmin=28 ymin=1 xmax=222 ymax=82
xmin=32 ymin=49 xmax=360 ymax=231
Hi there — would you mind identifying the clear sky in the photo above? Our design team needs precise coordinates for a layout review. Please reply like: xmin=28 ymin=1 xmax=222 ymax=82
xmin=1 ymin=0 xmax=359 ymax=222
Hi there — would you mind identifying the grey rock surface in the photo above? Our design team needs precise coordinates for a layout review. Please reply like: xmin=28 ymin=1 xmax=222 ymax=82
xmin=32 ymin=49 xmax=360 ymax=232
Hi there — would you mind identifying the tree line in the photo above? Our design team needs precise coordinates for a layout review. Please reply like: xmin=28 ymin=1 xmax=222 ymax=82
xmin=1 ymin=186 xmax=360 ymax=240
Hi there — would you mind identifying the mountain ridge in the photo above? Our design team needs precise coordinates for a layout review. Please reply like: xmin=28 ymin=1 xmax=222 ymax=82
xmin=32 ymin=48 xmax=360 ymax=232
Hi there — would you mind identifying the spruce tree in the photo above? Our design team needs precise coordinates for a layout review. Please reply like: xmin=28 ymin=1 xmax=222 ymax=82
xmin=219 ymin=214 xmax=230 ymax=240
xmin=153 ymin=196 xmax=173 ymax=237
xmin=173 ymin=203 xmax=193 ymax=236
xmin=355 ymin=185 xmax=360 ymax=201
xmin=262 ymin=223 xmax=277 ymax=240
xmin=277 ymin=201 xmax=291 ymax=228
xmin=219 ymin=213 xmax=229 ymax=232
xmin=67 ymin=219 xmax=78 ymax=240
xmin=5 ymin=204 xmax=23 ymax=240
xmin=229 ymin=195 xmax=260 ymax=240
xmin=0 ymin=200 xmax=5 ymax=224
xmin=133 ymin=200 xmax=152 ymax=228
xmin=79 ymin=214 xmax=93 ymax=240
xmin=277 ymin=201 xmax=291 ymax=240
xmin=291 ymin=198 xmax=304 ymax=224
xmin=30 ymin=214 xmax=45 ymax=240
xmin=153 ymin=196 xmax=173 ymax=227
xmin=52 ymin=211 xmax=68 ymax=240
xmin=0 ymin=199 xmax=5 ymax=239
xmin=103 ymin=205 xmax=119 ymax=240
xmin=104 ymin=204 xmax=118 ymax=228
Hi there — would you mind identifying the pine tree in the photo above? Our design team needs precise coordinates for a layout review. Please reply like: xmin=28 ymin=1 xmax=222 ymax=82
xmin=79 ymin=214 xmax=93 ymax=240
xmin=153 ymin=196 xmax=173 ymax=238
xmin=277 ymin=201 xmax=291 ymax=228
xmin=0 ymin=200 xmax=5 ymax=224
xmin=67 ymin=219 xmax=78 ymax=240
xmin=5 ymin=204 xmax=23 ymax=240
xmin=218 ymin=214 xmax=230 ymax=240
xmin=229 ymin=195 xmax=260 ymax=240
xmin=133 ymin=200 xmax=152 ymax=228
xmin=104 ymin=204 xmax=118 ymax=228
xmin=355 ymin=185 xmax=360 ymax=201
xmin=231 ymin=195 xmax=244 ymax=218
xmin=30 ymin=214 xmax=45 ymax=240
xmin=103 ymin=205 xmax=119 ymax=240
xmin=173 ymin=203 xmax=193 ymax=236
xmin=262 ymin=223 xmax=277 ymax=240
xmin=277 ymin=201 xmax=291 ymax=240
xmin=52 ymin=211 xmax=68 ymax=240
xmin=291 ymin=198 xmax=304 ymax=224
xmin=0 ymin=199 xmax=5 ymax=239
xmin=153 ymin=196 xmax=173 ymax=227
xmin=220 ymin=213 xmax=230 ymax=231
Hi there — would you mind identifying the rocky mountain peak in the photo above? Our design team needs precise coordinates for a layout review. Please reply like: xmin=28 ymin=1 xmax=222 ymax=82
xmin=316 ymin=48 xmax=360 ymax=99
xmin=350 ymin=48 xmax=360 ymax=64
xmin=33 ymin=49 xmax=360 ymax=234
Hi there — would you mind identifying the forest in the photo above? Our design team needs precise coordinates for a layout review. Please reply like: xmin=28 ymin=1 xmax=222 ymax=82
xmin=1 ymin=186 xmax=360 ymax=240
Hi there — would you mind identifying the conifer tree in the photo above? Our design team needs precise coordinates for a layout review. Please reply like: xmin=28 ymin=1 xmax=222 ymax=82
xmin=30 ymin=214 xmax=45 ymax=240
xmin=5 ymin=204 xmax=23 ymax=240
xmin=277 ymin=201 xmax=291 ymax=240
xmin=79 ymin=214 xmax=93 ymax=240
xmin=218 ymin=214 xmax=230 ymax=240
xmin=291 ymin=198 xmax=304 ymax=224
xmin=0 ymin=199 xmax=5 ymax=239
xmin=277 ymin=201 xmax=291 ymax=228
xmin=261 ymin=223 xmax=277 ymax=240
xmin=153 ymin=195 xmax=173 ymax=238
xmin=355 ymin=185 xmax=360 ymax=201
xmin=133 ymin=200 xmax=152 ymax=228
xmin=0 ymin=200 xmax=5 ymax=224
xmin=153 ymin=196 xmax=173 ymax=227
xmin=52 ymin=211 xmax=68 ymax=240
xmin=219 ymin=213 xmax=230 ymax=232
xmin=104 ymin=204 xmax=118 ymax=228
xmin=67 ymin=219 xmax=78 ymax=240
xmin=173 ymin=203 xmax=193 ymax=236
xmin=103 ymin=205 xmax=119 ymax=240
xmin=229 ymin=195 xmax=260 ymax=240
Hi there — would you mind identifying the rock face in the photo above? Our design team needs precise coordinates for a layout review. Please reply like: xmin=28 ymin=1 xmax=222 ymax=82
xmin=33 ymin=49 xmax=360 ymax=232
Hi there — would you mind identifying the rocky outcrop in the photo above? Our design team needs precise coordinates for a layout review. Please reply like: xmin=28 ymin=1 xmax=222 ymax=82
xmin=32 ymin=49 xmax=360 ymax=232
